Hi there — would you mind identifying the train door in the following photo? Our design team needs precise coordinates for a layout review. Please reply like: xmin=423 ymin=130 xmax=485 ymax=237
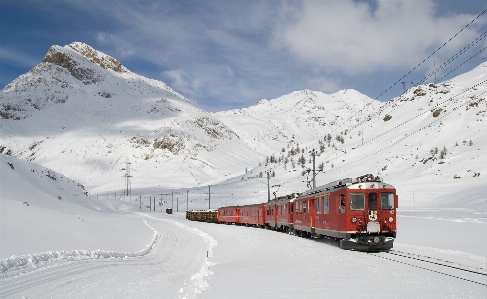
xmin=328 ymin=193 xmax=337 ymax=231
xmin=273 ymin=205 xmax=278 ymax=225
xmin=367 ymin=192 xmax=380 ymax=233
xmin=368 ymin=192 xmax=378 ymax=221
xmin=310 ymin=198 xmax=315 ymax=229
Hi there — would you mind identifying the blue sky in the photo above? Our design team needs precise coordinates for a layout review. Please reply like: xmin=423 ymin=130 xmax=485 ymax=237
xmin=1 ymin=0 xmax=486 ymax=112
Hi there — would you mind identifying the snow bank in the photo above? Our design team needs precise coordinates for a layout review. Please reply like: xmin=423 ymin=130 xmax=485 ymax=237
xmin=0 ymin=219 xmax=159 ymax=278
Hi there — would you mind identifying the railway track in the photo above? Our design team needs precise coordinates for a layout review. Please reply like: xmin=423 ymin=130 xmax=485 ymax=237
xmin=366 ymin=249 xmax=487 ymax=287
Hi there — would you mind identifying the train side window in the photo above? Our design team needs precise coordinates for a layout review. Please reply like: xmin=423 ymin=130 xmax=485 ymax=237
xmin=316 ymin=197 xmax=321 ymax=214
xmin=303 ymin=201 xmax=307 ymax=214
xmin=380 ymin=192 xmax=395 ymax=209
xmin=350 ymin=193 xmax=365 ymax=210
xmin=324 ymin=195 xmax=330 ymax=214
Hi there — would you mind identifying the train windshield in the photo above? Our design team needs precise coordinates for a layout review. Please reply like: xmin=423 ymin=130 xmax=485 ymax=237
xmin=368 ymin=192 xmax=378 ymax=210
xmin=381 ymin=192 xmax=395 ymax=210
xmin=349 ymin=193 xmax=365 ymax=210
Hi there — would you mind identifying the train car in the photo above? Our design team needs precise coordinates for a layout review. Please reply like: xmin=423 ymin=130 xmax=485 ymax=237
xmin=218 ymin=205 xmax=240 ymax=224
xmin=264 ymin=194 xmax=297 ymax=232
xmin=293 ymin=195 xmax=315 ymax=237
xmin=294 ymin=174 xmax=397 ymax=251
xmin=239 ymin=203 xmax=265 ymax=227
xmin=264 ymin=200 xmax=277 ymax=229
xmin=186 ymin=210 xmax=218 ymax=223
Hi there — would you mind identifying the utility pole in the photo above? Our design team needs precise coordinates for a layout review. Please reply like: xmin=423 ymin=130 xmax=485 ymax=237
xmin=139 ymin=195 xmax=141 ymax=210
xmin=121 ymin=159 xmax=132 ymax=200
xmin=187 ymin=190 xmax=189 ymax=211
xmin=208 ymin=185 xmax=211 ymax=209
xmin=177 ymin=198 xmax=179 ymax=212
xmin=267 ymin=171 xmax=270 ymax=202
xmin=172 ymin=191 xmax=174 ymax=210
xmin=149 ymin=196 xmax=151 ymax=211
xmin=312 ymin=148 xmax=316 ymax=189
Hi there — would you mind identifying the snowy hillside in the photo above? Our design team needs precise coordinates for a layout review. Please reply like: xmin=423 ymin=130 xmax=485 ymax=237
xmin=212 ymin=89 xmax=381 ymax=154
xmin=0 ymin=42 xmax=261 ymax=193
xmin=0 ymin=154 xmax=153 ymax=260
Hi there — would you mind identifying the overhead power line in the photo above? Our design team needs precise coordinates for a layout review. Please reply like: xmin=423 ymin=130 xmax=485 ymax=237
xmin=341 ymin=8 xmax=487 ymax=134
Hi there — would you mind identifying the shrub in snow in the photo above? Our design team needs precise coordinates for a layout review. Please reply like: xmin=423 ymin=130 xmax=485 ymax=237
xmin=439 ymin=146 xmax=447 ymax=159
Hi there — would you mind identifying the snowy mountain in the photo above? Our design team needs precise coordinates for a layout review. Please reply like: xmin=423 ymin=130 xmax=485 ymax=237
xmin=0 ymin=42 xmax=260 ymax=192
xmin=212 ymin=89 xmax=381 ymax=154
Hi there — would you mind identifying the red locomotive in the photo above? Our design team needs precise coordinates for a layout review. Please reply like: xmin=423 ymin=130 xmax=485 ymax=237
xmin=188 ymin=174 xmax=398 ymax=251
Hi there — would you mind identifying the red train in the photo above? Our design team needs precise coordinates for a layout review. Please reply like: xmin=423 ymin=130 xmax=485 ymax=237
xmin=193 ymin=174 xmax=397 ymax=251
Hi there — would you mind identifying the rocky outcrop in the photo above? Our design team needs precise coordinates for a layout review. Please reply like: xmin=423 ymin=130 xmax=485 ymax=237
xmin=68 ymin=42 xmax=129 ymax=74
xmin=42 ymin=46 xmax=102 ymax=85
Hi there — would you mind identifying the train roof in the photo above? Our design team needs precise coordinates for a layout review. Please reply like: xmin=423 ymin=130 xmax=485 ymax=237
xmin=298 ymin=174 xmax=395 ymax=199
xmin=218 ymin=203 xmax=263 ymax=210
xmin=264 ymin=174 xmax=394 ymax=205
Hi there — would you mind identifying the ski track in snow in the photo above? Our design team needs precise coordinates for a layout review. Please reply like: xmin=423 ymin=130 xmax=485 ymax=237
xmin=137 ymin=213 xmax=218 ymax=299
xmin=0 ymin=214 xmax=217 ymax=299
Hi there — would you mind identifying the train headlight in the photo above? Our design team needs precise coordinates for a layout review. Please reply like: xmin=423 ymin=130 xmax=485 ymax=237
xmin=388 ymin=217 xmax=394 ymax=222
xmin=351 ymin=217 xmax=357 ymax=223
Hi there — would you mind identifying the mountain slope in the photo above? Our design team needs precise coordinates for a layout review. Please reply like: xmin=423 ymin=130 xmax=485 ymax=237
xmin=0 ymin=42 xmax=261 ymax=192
xmin=212 ymin=88 xmax=381 ymax=154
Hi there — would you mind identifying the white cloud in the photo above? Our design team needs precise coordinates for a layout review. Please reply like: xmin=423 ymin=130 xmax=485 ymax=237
xmin=96 ymin=32 xmax=135 ymax=57
xmin=273 ymin=0 xmax=484 ymax=74
xmin=0 ymin=47 xmax=40 ymax=67
xmin=162 ymin=68 xmax=202 ymax=96
xmin=305 ymin=76 xmax=341 ymax=93
xmin=225 ymin=65 xmax=234 ymax=77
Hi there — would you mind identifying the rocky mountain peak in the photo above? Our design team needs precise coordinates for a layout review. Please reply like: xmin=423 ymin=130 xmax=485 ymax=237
xmin=67 ymin=42 xmax=129 ymax=74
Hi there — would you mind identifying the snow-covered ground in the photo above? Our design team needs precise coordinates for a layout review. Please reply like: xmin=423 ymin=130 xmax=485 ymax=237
xmin=1 ymin=154 xmax=487 ymax=298
xmin=2 ymin=208 xmax=486 ymax=298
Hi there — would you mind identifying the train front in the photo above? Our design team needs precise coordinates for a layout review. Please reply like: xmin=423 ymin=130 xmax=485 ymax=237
xmin=339 ymin=175 xmax=398 ymax=251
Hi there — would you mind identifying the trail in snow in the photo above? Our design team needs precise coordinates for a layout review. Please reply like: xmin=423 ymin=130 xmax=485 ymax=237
xmin=0 ymin=214 xmax=217 ymax=299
